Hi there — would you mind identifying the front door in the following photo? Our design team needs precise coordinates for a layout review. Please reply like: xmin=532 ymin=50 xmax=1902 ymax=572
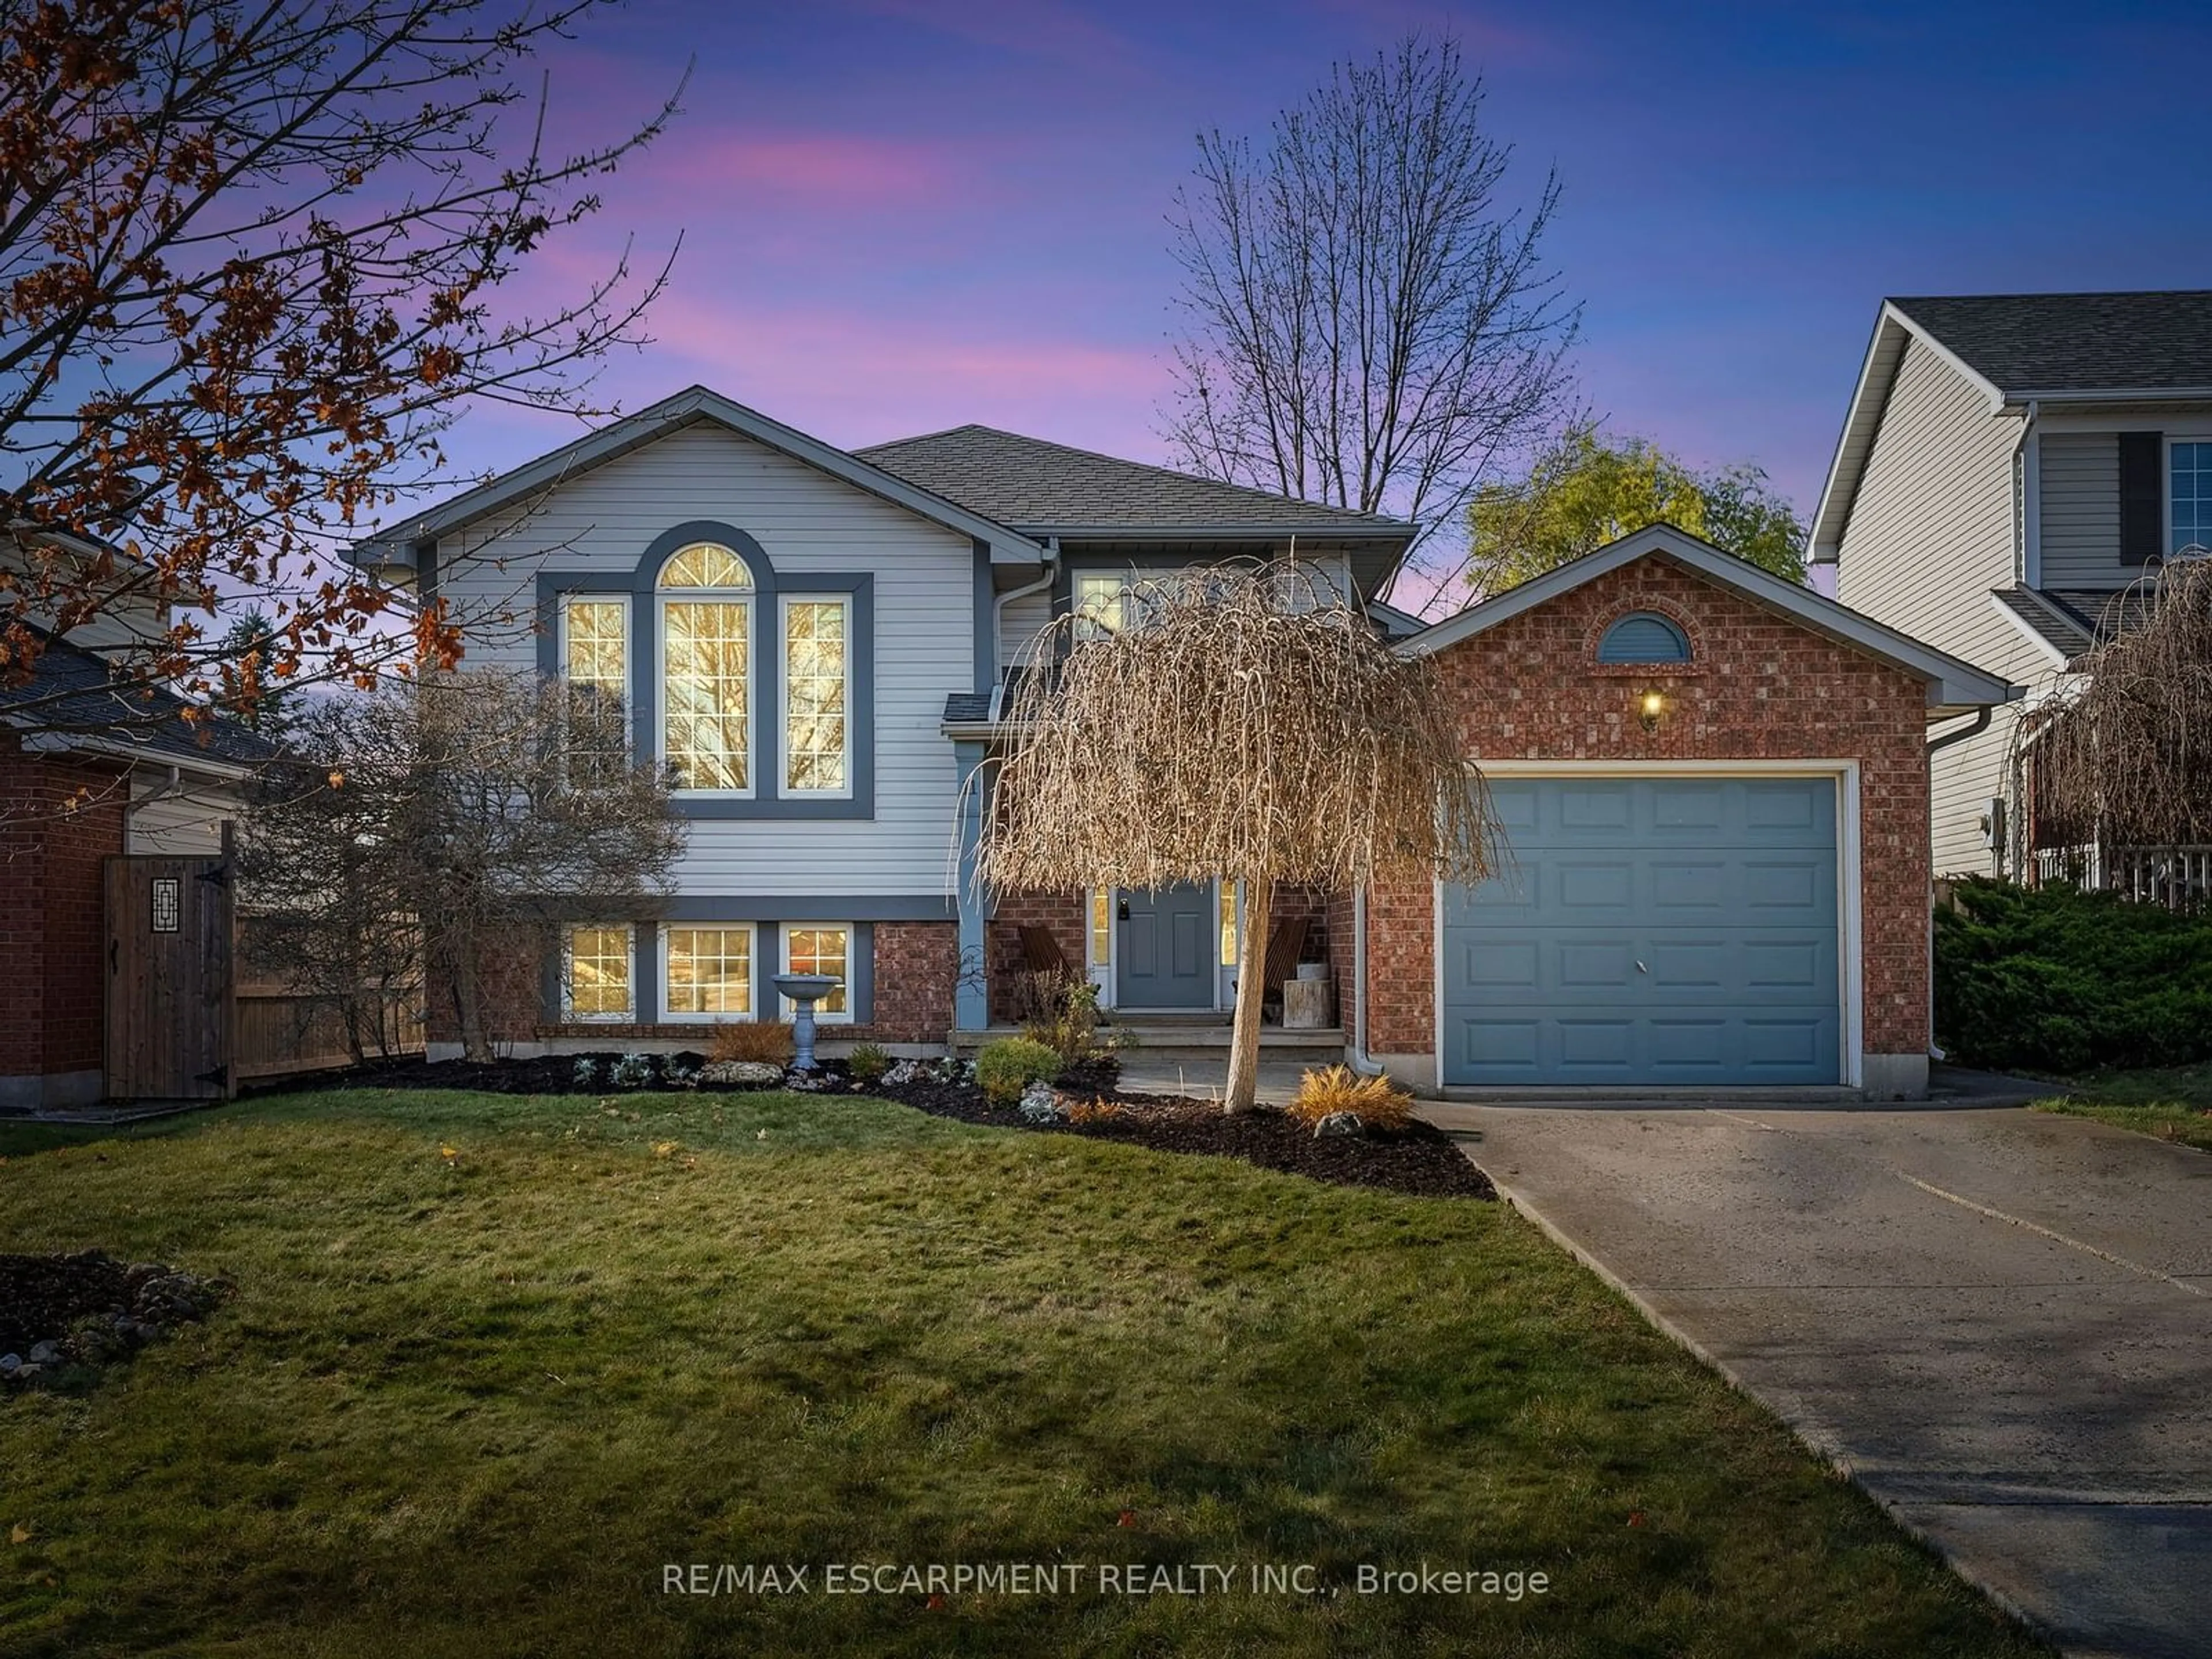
xmin=1116 ymin=882 xmax=1214 ymax=1009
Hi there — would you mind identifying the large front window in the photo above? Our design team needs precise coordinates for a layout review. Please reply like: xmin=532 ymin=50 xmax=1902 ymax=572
xmin=2173 ymin=441 xmax=2212 ymax=555
xmin=559 ymin=597 xmax=629 ymax=775
xmin=565 ymin=925 xmax=634 ymax=1020
xmin=665 ymin=925 xmax=753 ymax=1018
xmin=783 ymin=599 xmax=850 ymax=793
xmin=659 ymin=543 xmax=753 ymax=792
xmin=781 ymin=924 xmax=851 ymax=1020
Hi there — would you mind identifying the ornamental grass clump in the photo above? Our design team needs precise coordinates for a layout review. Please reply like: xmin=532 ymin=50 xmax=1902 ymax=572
xmin=1289 ymin=1064 xmax=1415 ymax=1130
xmin=978 ymin=559 xmax=1498 ymax=1113
xmin=710 ymin=1021 xmax=796 ymax=1066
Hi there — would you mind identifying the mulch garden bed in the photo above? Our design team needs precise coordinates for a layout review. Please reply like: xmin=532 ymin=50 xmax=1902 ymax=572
xmin=253 ymin=1051 xmax=1493 ymax=1201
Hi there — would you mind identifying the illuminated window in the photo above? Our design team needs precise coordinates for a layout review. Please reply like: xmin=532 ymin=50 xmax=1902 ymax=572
xmin=783 ymin=599 xmax=850 ymax=793
xmin=565 ymin=925 xmax=634 ymax=1020
xmin=1219 ymin=881 xmax=1238 ymax=967
xmin=658 ymin=544 xmax=753 ymax=791
xmin=1089 ymin=888 xmax=1112 ymax=969
xmin=559 ymin=597 xmax=629 ymax=775
xmin=664 ymin=925 xmax=753 ymax=1019
xmin=781 ymin=925 xmax=851 ymax=1021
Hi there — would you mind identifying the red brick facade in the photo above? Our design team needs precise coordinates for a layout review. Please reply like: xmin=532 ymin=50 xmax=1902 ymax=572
xmin=1359 ymin=552 xmax=1933 ymax=1075
xmin=986 ymin=888 xmax=1087 ymax=1021
xmin=0 ymin=740 xmax=130 ymax=1100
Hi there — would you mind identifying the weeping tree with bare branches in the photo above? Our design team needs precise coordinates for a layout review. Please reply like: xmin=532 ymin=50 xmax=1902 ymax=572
xmin=2018 ymin=558 xmax=2212 ymax=875
xmin=979 ymin=562 xmax=1497 ymax=1115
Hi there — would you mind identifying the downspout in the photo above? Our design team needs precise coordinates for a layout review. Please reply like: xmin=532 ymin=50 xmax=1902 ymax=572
xmin=1921 ymin=706 xmax=1995 ymax=1068
xmin=124 ymin=764 xmax=187 ymax=847
xmin=1346 ymin=884 xmax=1386 ymax=1077
xmin=988 ymin=537 xmax=1059 ymax=720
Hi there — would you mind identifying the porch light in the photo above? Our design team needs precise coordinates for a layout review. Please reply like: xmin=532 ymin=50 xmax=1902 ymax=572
xmin=1638 ymin=690 xmax=1667 ymax=732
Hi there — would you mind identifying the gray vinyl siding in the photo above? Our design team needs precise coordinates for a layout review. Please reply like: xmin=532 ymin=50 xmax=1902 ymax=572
xmin=1835 ymin=336 xmax=2047 ymax=876
xmin=2038 ymin=431 xmax=2122 ymax=587
xmin=999 ymin=587 xmax=1052 ymax=669
xmin=435 ymin=422 xmax=974 ymax=898
xmin=127 ymin=783 xmax=238 ymax=855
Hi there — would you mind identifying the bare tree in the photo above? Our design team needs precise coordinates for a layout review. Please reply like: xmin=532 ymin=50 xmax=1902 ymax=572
xmin=0 ymin=0 xmax=683 ymax=733
xmin=1163 ymin=33 xmax=1578 ymax=581
xmin=241 ymin=669 xmax=684 ymax=1060
xmin=978 ymin=562 xmax=1496 ymax=1114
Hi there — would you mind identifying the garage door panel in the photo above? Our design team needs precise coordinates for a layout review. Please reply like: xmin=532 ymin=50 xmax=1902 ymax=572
xmin=1442 ymin=775 xmax=1842 ymax=1086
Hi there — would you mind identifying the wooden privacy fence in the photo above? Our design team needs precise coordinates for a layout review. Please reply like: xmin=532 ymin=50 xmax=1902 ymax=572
xmin=105 ymin=824 xmax=425 ymax=1101
xmin=234 ymin=980 xmax=423 ymax=1082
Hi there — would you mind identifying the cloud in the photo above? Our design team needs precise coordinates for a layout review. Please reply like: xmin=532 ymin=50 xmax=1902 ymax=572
xmin=836 ymin=0 xmax=1150 ymax=77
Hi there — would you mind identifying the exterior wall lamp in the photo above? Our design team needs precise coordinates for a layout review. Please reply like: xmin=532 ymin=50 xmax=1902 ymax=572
xmin=1638 ymin=690 xmax=1667 ymax=733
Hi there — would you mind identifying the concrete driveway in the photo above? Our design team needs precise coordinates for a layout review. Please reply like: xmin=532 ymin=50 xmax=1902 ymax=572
xmin=1420 ymin=1099 xmax=2212 ymax=1659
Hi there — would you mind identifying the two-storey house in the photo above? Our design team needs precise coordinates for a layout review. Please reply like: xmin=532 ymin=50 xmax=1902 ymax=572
xmin=1812 ymin=290 xmax=2212 ymax=879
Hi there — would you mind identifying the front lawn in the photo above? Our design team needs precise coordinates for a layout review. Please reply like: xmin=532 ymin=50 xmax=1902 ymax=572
xmin=2031 ymin=1063 xmax=2212 ymax=1151
xmin=1 ymin=1088 xmax=2043 ymax=1657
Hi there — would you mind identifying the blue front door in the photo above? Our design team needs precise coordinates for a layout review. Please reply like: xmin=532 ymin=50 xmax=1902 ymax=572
xmin=1441 ymin=777 xmax=1842 ymax=1086
xmin=1118 ymin=882 xmax=1214 ymax=1008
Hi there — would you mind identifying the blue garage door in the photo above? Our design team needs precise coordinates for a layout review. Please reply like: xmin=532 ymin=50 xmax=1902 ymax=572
xmin=1441 ymin=776 xmax=1841 ymax=1087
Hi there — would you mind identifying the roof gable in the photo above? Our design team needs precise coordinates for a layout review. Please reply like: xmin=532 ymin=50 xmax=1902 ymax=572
xmin=1813 ymin=291 xmax=2212 ymax=562
xmin=1399 ymin=524 xmax=2018 ymax=715
xmin=346 ymin=388 xmax=1044 ymax=573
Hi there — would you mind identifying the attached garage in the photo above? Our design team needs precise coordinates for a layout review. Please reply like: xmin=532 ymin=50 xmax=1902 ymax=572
xmin=1359 ymin=526 xmax=2020 ymax=1101
xmin=1440 ymin=773 xmax=1844 ymax=1087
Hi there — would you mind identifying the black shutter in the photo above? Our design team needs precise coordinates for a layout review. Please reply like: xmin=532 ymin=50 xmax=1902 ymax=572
xmin=2118 ymin=431 xmax=2164 ymax=565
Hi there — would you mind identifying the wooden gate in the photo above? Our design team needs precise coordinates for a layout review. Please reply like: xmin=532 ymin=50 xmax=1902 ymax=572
xmin=104 ymin=837 xmax=236 ymax=1103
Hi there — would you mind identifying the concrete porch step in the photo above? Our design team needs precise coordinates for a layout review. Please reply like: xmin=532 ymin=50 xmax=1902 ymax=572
xmin=958 ymin=1024 xmax=1346 ymax=1054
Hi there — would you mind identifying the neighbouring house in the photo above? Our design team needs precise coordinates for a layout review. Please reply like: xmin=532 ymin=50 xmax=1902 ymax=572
xmin=1812 ymin=289 xmax=2212 ymax=889
xmin=347 ymin=388 xmax=2015 ymax=1097
xmin=0 ymin=550 xmax=281 ymax=1109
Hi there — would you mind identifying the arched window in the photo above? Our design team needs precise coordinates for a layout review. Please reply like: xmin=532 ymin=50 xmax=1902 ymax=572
xmin=1596 ymin=611 xmax=1692 ymax=664
xmin=658 ymin=543 xmax=755 ymax=790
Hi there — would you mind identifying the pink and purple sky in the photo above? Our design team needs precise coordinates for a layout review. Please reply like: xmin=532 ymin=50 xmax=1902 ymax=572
xmin=452 ymin=0 xmax=2211 ymax=565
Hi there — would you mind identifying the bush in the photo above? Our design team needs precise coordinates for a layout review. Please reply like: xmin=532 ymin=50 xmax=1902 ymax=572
xmin=976 ymin=1037 xmax=1062 ymax=1106
xmin=1288 ymin=1063 xmax=1414 ymax=1130
xmin=1934 ymin=877 xmax=2212 ymax=1074
xmin=610 ymin=1052 xmax=654 ymax=1088
xmin=847 ymin=1042 xmax=891 ymax=1085
xmin=709 ymin=1021 xmax=796 ymax=1066
xmin=1022 ymin=975 xmax=1104 ymax=1065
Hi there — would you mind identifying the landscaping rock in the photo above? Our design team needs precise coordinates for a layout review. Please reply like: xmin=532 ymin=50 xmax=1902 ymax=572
xmin=27 ymin=1340 xmax=59 ymax=1365
xmin=1312 ymin=1111 xmax=1364 ymax=1139
xmin=1018 ymin=1080 xmax=1067 ymax=1123
xmin=696 ymin=1059 xmax=784 ymax=1087
xmin=0 ymin=1354 xmax=19 ymax=1377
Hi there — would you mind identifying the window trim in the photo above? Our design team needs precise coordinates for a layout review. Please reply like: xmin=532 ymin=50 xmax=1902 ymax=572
xmin=534 ymin=522 xmax=876 ymax=821
xmin=562 ymin=923 xmax=637 ymax=1023
xmin=2168 ymin=435 xmax=2212 ymax=558
xmin=778 ymin=922 xmax=855 ymax=1024
xmin=779 ymin=593 xmax=854 ymax=799
xmin=659 ymin=922 xmax=758 ymax=1024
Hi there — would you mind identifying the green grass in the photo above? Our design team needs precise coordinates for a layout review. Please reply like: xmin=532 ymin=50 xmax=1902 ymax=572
xmin=0 ymin=1088 xmax=2045 ymax=1657
xmin=2031 ymin=1063 xmax=2212 ymax=1151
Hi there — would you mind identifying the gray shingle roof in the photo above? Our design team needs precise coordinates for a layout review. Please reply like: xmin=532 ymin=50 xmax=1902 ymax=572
xmin=1991 ymin=584 xmax=2149 ymax=664
xmin=1891 ymin=291 xmax=2212 ymax=398
xmin=855 ymin=425 xmax=1411 ymax=535
xmin=1 ymin=630 xmax=283 ymax=769
xmin=941 ymin=691 xmax=993 ymax=726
